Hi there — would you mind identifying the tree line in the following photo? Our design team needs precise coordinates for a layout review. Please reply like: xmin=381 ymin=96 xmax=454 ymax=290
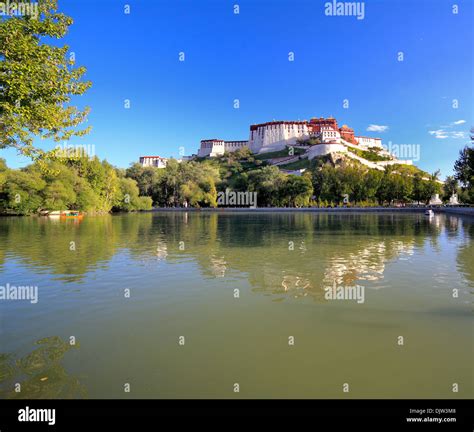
xmin=0 ymin=156 xmax=152 ymax=215
xmin=1 ymin=143 xmax=472 ymax=214
xmin=124 ymin=147 xmax=471 ymax=208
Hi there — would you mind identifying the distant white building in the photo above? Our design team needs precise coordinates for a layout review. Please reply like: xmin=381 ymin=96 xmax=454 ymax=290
xmin=354 ymin=136 xmax=383 ymax=148
xmin=194 ymin=117 xmax=391 ymax=162
xmin=448 ymin=194 xmax=459 ymax=205
xmin=248 ymin=121 xmax=310 ymax=154
xmin=429 ymin=194 xmax=443 ymax=205
xmin=198 ymin=139 xmax=249 ymax=157
xmin=247 ymin=117 xmax=382 ymax=154
xmin=308 ymin=143 xmax=348 ymax=159
xmin=139 ymin=156 xmax=168 ymax=168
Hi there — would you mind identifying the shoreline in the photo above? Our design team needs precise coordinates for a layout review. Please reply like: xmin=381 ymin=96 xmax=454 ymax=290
xmin=147 ymin=206 xmax=474 ymax=216
xmin=2 ymin=207 xmax=473 ymax=218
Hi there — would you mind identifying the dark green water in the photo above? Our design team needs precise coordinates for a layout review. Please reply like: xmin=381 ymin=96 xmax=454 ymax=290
xmin=0 ymin=212 xmax=472 ymax=398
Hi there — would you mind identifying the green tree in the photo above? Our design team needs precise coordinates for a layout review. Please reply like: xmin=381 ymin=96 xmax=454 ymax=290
xmin=0 ymin=155 xmax=151 ymax=214
xmin=423 ymin=171 xmax=442 ymax=203
xmin=454 ymin=145 xmax=474 ymax=203
xmin=442 ymin=176 xmax=458 ymax=202
xmin=0 ymin=0 xmax=92 ymax=158
xmin=247 ymin=166 xmax=285 ymax=206
xmin=454 ymin=146 xmax=474 ymax=187
xmin=392 ymin=173 xmax=414 ymax=203
xmin=280 ymin=174 xmax=313 ymax=207
xmin=0 ymin=157 xmax=7 ymax=189
xmin=43 ymin=180 xmax=76 ymax=210
xmin=412 ymin=173 xmax=429 ymax=204
xmin=74 ymin=178 xmax=102 ymax=212
xmin=0 ymin=169 xmax=45 ymax=214
xmin=312 ymin=163 xmax=348 ymax=204
xmin=179 ymin=162 xmax=219 ymax=207
xmin=125 ymin=163 xmax=162 ymax=198
xmin=362 ymin=169 xmax=383 ymax=203
xmin=114 ymin=177 xmax=152 ymax=211
xmin=376 ymin=168 xmax=397 ymax=204
xmin=180 ymin=178 xmax=217 ymax=208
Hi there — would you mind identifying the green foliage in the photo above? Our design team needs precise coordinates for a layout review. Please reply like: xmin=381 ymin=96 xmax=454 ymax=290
xmin=347 ymin=146 xmax=391 ymax=162
xmin=311 ymin=161 xmax=438 ymax=206
xmin=0 ymin=169 xmax=45 ymax=214
xmin=74 ymin=178 xmax=102 ymax=212
xmin=278 ymin=158 xmax=311 ymax=170
xmin=0 ymin=0 xmax=92 ymax=159
xmin=180 ymin=162 xmax=218 ymax=208
xmin=0 ymin=156 xmax=150 ymax=215
xmin=125 ymin=163 xmax=162 ymax=198
xmin=125 ymin=159 xmax=220 ymax=208
xmin=222 ymin=146 xmax=254 ymax=162
xmin=43 ymin=180 xmax=76 ymax=210
xmin=412 ymin=173 xmax=430 ymax=204
xmin=254 ymin=146 xmax=305 ymax=161
xmin=390 ymin=163 xmax=431 ymax=178
xmin=1 ymin=147 xmax=449 ymax=213
xmin=279 ymin=174 xmax=313 ymax=207
xmin=113 ymin=177 xmax=153 ymax=212
xmin=442 ymin=176 xmax=459 ymax=201
xmin=246 ymin=165 xmax=285 ymax=206
xmin=454 ymin=145 xmax=474 ymax=203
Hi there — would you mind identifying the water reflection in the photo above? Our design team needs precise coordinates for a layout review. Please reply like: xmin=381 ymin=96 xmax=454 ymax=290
xmin=0 ymin=212 xmax=472 ymax=292
xmin=0 ymin=212 xmax=472 ymax=399
xmin=456 ymin=220 xmax=474 ymax=289
xmin=0 ymin=337 xmax=86 ymax=399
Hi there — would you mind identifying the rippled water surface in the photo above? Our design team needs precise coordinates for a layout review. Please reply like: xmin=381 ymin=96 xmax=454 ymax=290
xmin=0 ymin=212 xmax=472 ymax=398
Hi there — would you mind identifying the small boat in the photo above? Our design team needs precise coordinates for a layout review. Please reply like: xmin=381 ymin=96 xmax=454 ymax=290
xmin=60 ymin=211 xmax=83 ymax=219
xmin=45 ymin=210 xmax=83 ymax=219
xmin=425 ymin=209 xmax=434 ymax=217
xmin=44 ymin=210 xmax=63 ymax=218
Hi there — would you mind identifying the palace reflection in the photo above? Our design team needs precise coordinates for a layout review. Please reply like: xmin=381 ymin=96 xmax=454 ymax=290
xmin=0 ymin=212 xmax=472 ymax=299
xmin=2 ymin=211 xmax=472 ymax=400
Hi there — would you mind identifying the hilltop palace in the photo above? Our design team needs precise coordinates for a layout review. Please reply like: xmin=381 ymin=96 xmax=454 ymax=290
xmin=198 ymin=116 xmax=383 ymax=157
xmin=140 ymin=116 xmax=413 ymax=169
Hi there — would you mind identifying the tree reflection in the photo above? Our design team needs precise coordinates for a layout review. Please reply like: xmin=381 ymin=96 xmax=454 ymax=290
xmin=456 ymin=219 xmax=474 ymax=288
xmin=0 ymin=212 xmax=472 ymax=298
xmin=0 ymin=336 xmax=86 ymax=399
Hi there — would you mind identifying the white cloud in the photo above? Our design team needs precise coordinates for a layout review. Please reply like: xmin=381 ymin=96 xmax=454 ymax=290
xmin=429 ymin=120 xmax=468 ymax=140
xmin=429 ymin=129 xmax=466 ymax=139
xmin=429 ymin=129 xmax=448 ymax=139
xmin=367 ymin=124 xmax=388 ymax=132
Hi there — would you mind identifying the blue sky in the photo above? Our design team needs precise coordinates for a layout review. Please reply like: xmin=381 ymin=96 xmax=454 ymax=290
xmin=2 ymin=0 xmax=473 ymax=178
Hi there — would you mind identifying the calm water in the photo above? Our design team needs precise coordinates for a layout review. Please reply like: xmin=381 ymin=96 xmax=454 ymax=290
xmin=0 ymin=212 xmax=472 ymax=399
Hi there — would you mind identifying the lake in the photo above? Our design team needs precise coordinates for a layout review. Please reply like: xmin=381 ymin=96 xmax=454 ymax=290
xmin=0 ymin=212 xmax=472 ymax=398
